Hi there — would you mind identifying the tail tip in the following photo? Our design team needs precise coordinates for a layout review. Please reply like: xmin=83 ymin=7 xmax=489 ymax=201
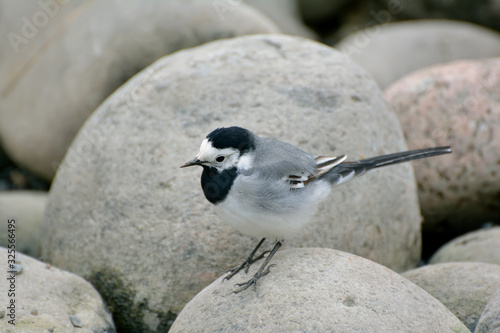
xmin=440 ymin=146 xmax=453 ymax=154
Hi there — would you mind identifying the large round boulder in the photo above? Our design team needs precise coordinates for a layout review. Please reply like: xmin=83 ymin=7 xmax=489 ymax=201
xmin=336 ymin=20 xmax=500 ymax=88
xmin=475 ymin=289 xmax=500 ymax=333
xmin=0 ymin=190 xmax=47 ymax=257
xmin=430 ymin=227 xmax=500 ymax=266
xmin=0 ymin=0 xmax=279 ymax=180
xmin=41 ymin=34 xmax=422 ymax=331
xmin=170 ymin=248 xmax=469 ymax=332
xmin=385 ymin=58 xmax=500 ymax=238
xmin=0 ymin=248 xmax=115 ymax=332
xmin=403 ymin=262 xmax=500 ymax=331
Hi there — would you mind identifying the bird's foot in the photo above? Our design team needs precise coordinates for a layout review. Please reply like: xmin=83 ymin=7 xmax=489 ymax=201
xmin=224 ymin=250 xmax=270 ymax=281
xmin=233 ymin=264 xmax=276 ymax=294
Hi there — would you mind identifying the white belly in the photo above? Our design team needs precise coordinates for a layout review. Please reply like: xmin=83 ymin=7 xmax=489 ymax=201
xmin=213 ymin=180 xmax=331 ymax=239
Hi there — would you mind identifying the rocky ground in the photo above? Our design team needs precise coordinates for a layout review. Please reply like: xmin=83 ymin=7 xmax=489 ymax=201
xmin=1 ymin=0 xmax=499 ymax=332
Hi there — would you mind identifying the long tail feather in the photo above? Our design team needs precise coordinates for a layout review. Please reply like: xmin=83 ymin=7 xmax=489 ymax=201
xmin=326 ymin=146 xmax=452 ymax=186
xmin=355 ymin=146 xmax=452 ymax=168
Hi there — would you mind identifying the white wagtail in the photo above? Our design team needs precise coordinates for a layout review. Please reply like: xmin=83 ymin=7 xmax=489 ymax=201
xmin=181 ymin=126 xmax=452 ymax=292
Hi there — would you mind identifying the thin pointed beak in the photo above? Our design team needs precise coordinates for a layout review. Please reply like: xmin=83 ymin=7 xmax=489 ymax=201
xmin=180 ymin=157 xmax=204 ymax=168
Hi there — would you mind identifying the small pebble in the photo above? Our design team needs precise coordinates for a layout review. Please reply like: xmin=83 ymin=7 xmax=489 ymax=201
xmin=0 ymin=310 xmax=5 ymax=319
xmin=69 ymin=314 xmax=83 ymax=327
xmin=31 ymin=309 xmax=38 ymax=315
xmin=48 ymin=328 xmax=55 ymax=332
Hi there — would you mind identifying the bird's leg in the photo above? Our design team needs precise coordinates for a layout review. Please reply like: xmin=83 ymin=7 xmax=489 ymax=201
xmin=233 ymin=241 xmax=282 ymax=294
xmin=224 ymin=238 xmax=267 ymax=281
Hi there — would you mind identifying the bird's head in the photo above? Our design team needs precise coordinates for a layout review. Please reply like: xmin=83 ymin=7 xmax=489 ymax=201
xmin=181 ymin=126 xmax=255 ymax=172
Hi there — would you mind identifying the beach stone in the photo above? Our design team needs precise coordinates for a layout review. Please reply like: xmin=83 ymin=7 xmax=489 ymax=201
xmin=0 ymin=0 xmax=279 ymax=181
xmin=0 ymin=247 xmax=115 ymax=332
xmin=0 ymin=191 xmax=47 ymax=257
xmin=403 ymin=262 xmax=500 ymax=331
xmin=430 ymin=227 xmax=500 ymax=266
xmin=475 ymin=289 xmax=500 ymax=333
xmin=336 ymin=20 xmax=500 ymax=88
xmin=385 ymin=58 xmax=500 ymax=237
xmin=41 ymin=34 xmax=422 ymax=332
xmin=170 ymin=248 xmax=469 ymax=332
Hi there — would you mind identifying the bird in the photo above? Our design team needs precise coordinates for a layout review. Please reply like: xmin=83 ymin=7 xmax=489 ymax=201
xmin=181 ymin=126 xmax=452 ymax=293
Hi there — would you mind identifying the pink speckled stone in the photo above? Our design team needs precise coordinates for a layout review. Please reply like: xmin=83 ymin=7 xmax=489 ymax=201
xmin=385 ymin=58 xmax=500 ymax=232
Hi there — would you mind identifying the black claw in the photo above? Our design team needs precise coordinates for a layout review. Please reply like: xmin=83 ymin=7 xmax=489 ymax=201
xmin=233 ymin=275 xmax=259 ymax=294
xmin=233 ymin=263 xmax=276 ymax=294
xmin=261 ymin=263 xmax=276 ymax=276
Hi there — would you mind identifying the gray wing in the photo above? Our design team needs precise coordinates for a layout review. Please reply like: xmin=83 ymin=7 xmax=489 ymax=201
xmin=289 ymin=155 xmax=347 ymax=188
xmin=249 ymin=137 xmax=347 ymax=189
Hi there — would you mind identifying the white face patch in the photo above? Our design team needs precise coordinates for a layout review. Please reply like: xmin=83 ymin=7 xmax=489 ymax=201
xmin=196 ymin=139 xmax=240 ymax=171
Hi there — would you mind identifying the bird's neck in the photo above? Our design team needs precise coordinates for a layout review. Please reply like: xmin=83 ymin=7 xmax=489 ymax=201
xmin=200 ymin=166 xmax=238 ymax=204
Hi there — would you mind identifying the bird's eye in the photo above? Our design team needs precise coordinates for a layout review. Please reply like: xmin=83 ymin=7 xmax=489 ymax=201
xmin=215 ymin=155 xmax=225 ymax=163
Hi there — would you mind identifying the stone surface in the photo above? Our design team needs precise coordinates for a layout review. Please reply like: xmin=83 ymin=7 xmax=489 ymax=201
xmin=430 ymin=227 xmax=500 ymax=266
xmin=385 ymin=58 xmax=500 ymax=235
xmin=41 ymin=34 xmax=422 ymax=332
xmin=0 ymin=191 xmax=47 ymax=257
xmin=475 ymin=289 xmax=500 ymax=333
xmin=246 ymin=0 xmax=317 ymax=39
xmin=403 ymin=262 xmax=500 ymax=331
xmin=336 ymin=20 xmax=500 ymax=88
xmin=170 ymin=248 xmax=469 ymax=332
xmin=0 ymin=0 xmax=279 ymax=180
xmin=0 ymin=247 xmax=115 ymax=332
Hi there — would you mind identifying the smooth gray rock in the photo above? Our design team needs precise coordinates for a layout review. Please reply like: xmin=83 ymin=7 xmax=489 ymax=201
xmin=336 ymin=20 xmax=500 ymax=88
xmin=403 ymin=262 xmax=500 ymax=331
xmin=0 ymin=0 xmax=279 ymax=180
xmin=430 ymin=227 xmax=500 ymax=266
xmin=0 ymin=191 xmax=47 ymax=257
xmin=41 ymin=34 xmax=421 ymax=331
xmin=170 ymin=248 xmax=469 ymax=332
xmin=385 ymin=58 xmax=500 ymax=233
xmin=475 ymin=289 xmax=500 ymax=333
xmin=0 ymin=247 xmax=115 ymax=332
